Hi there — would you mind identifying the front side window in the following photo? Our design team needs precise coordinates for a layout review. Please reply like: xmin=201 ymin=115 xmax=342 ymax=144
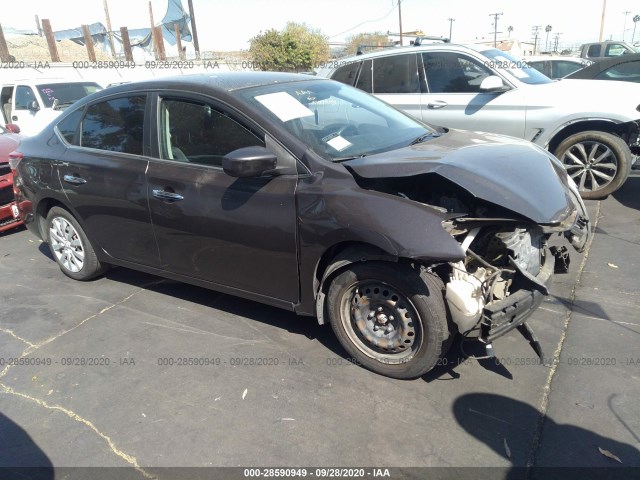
xmin=423 ymin=52 xmax=493 ymax=93
xmin=159 ymin=99 xmax=264 ymax=167
xmin=605 ymin=44 xmax=631 ymax=57
xmin=80 ymin=96 xmax=146 ymax=155
xmin=15 ymin=86 xmax=37 ymax=110
xmin=596 ymin=61 xmax=640 ymax=81
xmin=480 ymin=49 xmax=551 ymax=85
xmin=373 ymin=54 xmax=420 ymax=93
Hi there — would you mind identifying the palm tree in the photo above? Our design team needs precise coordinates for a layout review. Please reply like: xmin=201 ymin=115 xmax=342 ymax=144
xmin=507 ymin=26 xmax=514 ymax=38
xmin=545 ymin=25 xmax=552 ymax=51
xmin=633 ymin=15 xmax=640 ymax=44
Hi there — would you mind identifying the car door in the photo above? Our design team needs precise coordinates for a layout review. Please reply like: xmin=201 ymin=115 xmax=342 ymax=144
xmin=146 ymin=93 xmax=299 ymax=303
xmin=372 ymin=53 xmax=423 ymax=120
xmin=420 ymin=51 xmax=526 ymax=137
xmin=56 ymin=94 xmax=160 ymax=267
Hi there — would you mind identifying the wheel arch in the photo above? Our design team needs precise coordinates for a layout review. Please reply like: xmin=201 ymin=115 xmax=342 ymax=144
xmin=547 ymin=119 xmax=629 ymax=154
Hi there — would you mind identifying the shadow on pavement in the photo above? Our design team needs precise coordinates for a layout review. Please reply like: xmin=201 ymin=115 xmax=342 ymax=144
xmin=453 ymin=393 xmax=640 ymax=480
xmin=0 ymin=411 xmax=53 ymax=479
xmin=612 ymin=175 xmax=640 ymax=211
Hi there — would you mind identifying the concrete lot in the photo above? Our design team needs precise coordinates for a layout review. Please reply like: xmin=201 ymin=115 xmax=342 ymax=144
xmin=1 ymin=177 xmax=639 ymax=480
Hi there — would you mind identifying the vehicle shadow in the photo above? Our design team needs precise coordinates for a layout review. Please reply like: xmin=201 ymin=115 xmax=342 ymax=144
xmin=612 ymin=174 xmax=640 ymax=210
xmin=0 ymin=411 xmax=53 ymax=479
xmin=453 ymin=392 xmax=640 ymax=479
xmin=0 ymin=224 xmax=25 ymax=238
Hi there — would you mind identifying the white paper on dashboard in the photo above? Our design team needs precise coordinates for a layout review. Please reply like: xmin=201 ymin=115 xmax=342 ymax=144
xmin=326 ymin=135 xmax=352 ymax=152
xmin=255 ymin=92 xmax=314 ymax=122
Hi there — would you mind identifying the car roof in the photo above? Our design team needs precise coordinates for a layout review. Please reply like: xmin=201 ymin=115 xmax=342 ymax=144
xmin=3 ymin=78 xmax=98 ymax=85
xmin=527 ymin=56 xmax=588 ymax=63
xmin=567 ymin=52 xmax=640 ymax=79
xmin=102 ymin=72 xmax=324 ymax=96
xmin=331 ymin=43 xmax=493 ymax=63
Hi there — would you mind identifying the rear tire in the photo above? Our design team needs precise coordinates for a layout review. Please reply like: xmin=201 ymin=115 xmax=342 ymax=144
xmin=553 ymin=130 xmax=631 ymax=199
xmin=46 ymin=207 xmax=107 ymax=281
xmin=326 ymin=262 xmax=453 ymax=379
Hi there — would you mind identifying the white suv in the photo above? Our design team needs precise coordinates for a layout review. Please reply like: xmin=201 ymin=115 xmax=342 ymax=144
xmin=1 ymin=79 xmax=101 ymax=136
xmin=317 ymin=43 xmax=640 ymax=198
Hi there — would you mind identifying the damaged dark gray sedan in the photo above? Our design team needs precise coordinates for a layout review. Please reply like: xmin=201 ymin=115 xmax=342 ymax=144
xmin=12 ymin=73 xmax=590 ymax=379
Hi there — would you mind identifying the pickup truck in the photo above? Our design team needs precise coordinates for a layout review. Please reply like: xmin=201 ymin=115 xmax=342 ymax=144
xmin=579 ymin=41 xmax=639 ymax=59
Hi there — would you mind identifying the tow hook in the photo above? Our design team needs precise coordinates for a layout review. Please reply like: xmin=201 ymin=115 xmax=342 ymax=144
xmin=550 ymin=246 xmax=571 ymax=273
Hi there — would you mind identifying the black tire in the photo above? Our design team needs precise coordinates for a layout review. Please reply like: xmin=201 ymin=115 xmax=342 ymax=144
xmin=553 ymin=130 xmax=631 ymax=200
xmin=326 ymin=262 xmax=453 ymax=379
xmin=45 ymin=206 xmax=107 ymax=281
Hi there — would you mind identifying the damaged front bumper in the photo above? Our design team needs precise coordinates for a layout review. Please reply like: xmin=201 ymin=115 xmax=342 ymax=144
xmin=481 ymin=247 xmax=554 ymax=343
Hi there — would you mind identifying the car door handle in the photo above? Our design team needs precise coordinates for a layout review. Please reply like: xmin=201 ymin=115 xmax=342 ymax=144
xmin=63 ymin=174 xmax=87 ymax=185
xmin=12 ymin=116 xmax=18 ymax=121
xmin=427 ymin=100 xmax=448 ymax=109
xmin=152 ymin=189 xmax=184 ymax=202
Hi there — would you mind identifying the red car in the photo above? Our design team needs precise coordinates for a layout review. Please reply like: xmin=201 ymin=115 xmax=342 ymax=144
xmin=0 ymin=124 xmax=22 ymax=233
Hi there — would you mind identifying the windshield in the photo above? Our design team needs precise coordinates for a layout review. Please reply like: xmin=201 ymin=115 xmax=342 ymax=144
xmin=36 ymin=82 xmax=102 ymax=108
xmin=240 ymin=80 xmax=433 ymax=161
xmin=481 ymin=49 xmax=552 ymax=85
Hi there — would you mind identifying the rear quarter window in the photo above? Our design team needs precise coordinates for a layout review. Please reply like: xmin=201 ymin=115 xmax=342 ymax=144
xmin=57 ymin=109 xmax=84 ymax=144
xmin=331 ymin=62 xmax=361 ymax=86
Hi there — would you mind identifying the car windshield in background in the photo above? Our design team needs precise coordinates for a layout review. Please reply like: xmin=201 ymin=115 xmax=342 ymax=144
xmin=36 ymin=82 xmax=102 ymax=108
xmin=241 ymin=80 xmax=432 ymax=161
xmin=481 ymin=49 xmax=552 ymax=85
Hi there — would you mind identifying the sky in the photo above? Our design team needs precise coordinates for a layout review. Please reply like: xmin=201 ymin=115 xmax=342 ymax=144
xmin=1 ymin=0 xmax=639 ymax=52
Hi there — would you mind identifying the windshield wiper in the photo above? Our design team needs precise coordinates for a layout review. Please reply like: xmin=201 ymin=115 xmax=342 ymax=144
xmin=410 ymin=131 xmax=441 ymax=145
xmin=331 ymin=154 xmax=368 ymax=163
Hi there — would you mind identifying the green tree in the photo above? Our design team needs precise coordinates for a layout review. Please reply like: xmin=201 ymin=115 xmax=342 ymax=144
xmin=344 ymin=32 xmax=392 ymax=56
xmin=249 ymin=22 xmax=329 ymax=72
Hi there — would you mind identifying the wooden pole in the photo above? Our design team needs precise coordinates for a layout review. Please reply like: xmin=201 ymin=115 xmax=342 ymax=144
xmin=103 ymin=0 xmax=117 ymax=58
xmin=82 ymin=25 xmax=97 ymax=62
xmin=598 ymin=0 xmax=606 ymax=42
xmin=0 ymin=24 xmax=11 ymax=63
xmin=398 ymin=0 xmax=403 ymax=46
xmin=149 ymin=1 xmax=158 ymax=60
xmin=41 ymin=19 xmax=60 ymax=62
xmin=120 ymin=26 xmax=134 ymax=62
xmin=174 ymin=24 xmax=183 ymax=60
xmin=155 ymin=26 xmax=166 ymax=61
xmin=35 ymin=15 xmax=42 ymax=36
xmin=187 ymin=0 xmax=200 ymax=59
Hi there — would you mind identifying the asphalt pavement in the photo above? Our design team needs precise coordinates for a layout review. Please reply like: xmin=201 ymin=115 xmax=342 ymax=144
xmin=0 ymin=177 xmax=639 ymax=480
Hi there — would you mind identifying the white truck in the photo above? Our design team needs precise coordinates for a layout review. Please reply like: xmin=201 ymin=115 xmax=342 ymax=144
xmin=1 ymin=79 xmax=101 ymax=136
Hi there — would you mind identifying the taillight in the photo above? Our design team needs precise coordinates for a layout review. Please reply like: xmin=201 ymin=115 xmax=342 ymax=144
xmin=8 ymin=151 xmax=23 ymax=172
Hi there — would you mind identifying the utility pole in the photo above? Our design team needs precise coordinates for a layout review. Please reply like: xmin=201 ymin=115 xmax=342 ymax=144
xmin=599 ymin=0 xmax=606 ymax=41
xmin=103 ymin=0 xmax=117 ymax=58
xmin=531 ymin=25 xmax=542 ymax=54
xmin=187 ymin=0 xmax=200 ymax=59
xmin=489 ymin=12 xmax=503 ymax=47
xmin=633 ymin=15 xmax=640 ymax=44
xmin=398 ymin=0 xmax=403 ymax=46
xmin=622 ymin=11 xmax=630 ymax=41
xmin=545 ymin=25 xmax=552 ymax=52
xmin=553 ymin=32 xmax=561 ymax=52
xmin=448 ymin=18 xmax=455 ymax=41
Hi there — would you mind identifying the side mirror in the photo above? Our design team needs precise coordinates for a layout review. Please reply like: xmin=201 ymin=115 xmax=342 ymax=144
xmin=480 ymin=75 xmax=508 ymax=92
xmin=5 ymin=123 xmax=20 ymax=134
xmin=28 ymin=100 xmax=40 ymax=112
xmin=223 ymin=146 xmax=277 ymax=178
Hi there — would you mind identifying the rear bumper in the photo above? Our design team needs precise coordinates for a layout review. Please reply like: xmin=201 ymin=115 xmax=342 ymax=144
xmin=481 ymin=248 xmax=555 ymax=343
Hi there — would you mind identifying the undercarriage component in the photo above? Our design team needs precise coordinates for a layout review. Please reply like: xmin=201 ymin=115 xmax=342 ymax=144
xmin=550 ymin=245 xmax=571 ymax=273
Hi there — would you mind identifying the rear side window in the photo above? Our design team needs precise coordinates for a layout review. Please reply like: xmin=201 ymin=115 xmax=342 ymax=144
xmin=331 ymin=62 xmax=361 ymax=86
xmin=373 ymin=54 xmax=420 ymax=93
xmin=553 ymin=61 xmax=583 ymax=78
xmin=80 ymin=96 xmax=146 ymax=155
xmin=587 ymin=44 xmax=601 ymax=57
xmin=57 ymin=109 xmax=84 ymax=144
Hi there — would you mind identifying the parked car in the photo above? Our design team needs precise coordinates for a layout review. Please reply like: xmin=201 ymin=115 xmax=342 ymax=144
xmin=0 ymin=124 xmax=23 ymax=233
xmin=527 ymin=56 xmax=593 ymax=79
xmin=13 ymin=73 xmax=590 ymax=379
xmin=566 ymin=53 xmax=640 ymax=84
xmin=316 ymin=43 xmax=640 ymax=199
xmin=579 ymin=41 xmax=639 ymax=59
xmin=1 ymin=79 xmax=102 ymax=136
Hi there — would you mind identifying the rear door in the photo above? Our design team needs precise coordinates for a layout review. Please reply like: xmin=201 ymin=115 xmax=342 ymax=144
xmin=146 ymin=93 xmax=299 ymax=302
xmin=56 ymin=94 xmax=160 ymax=267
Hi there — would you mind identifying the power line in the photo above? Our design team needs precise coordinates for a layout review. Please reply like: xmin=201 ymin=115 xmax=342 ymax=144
xmin=329 ymin=4 xmax=399 ymax=38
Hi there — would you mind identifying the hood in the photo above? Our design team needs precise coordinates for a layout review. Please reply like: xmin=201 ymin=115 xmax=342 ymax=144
xmin=343 ymin=129 xmax=575 ymax=224
xmin=521 ymin=79 xmax=640 ymax=122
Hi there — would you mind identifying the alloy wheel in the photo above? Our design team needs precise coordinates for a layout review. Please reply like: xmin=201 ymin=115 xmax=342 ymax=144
xmin=561 ymin=140 xmax=618 ymax=193
xmin=49 ymin=217 xmax=85 ymax=273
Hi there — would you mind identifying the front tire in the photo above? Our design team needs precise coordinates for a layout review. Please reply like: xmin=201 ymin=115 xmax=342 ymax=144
xmin=46 ymin=207 xmax=107 ymax=281
xmin=326 ymin=262 xmax=453 ymax=379
xmin=554 ymin=130 xmax=631 ymax=199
